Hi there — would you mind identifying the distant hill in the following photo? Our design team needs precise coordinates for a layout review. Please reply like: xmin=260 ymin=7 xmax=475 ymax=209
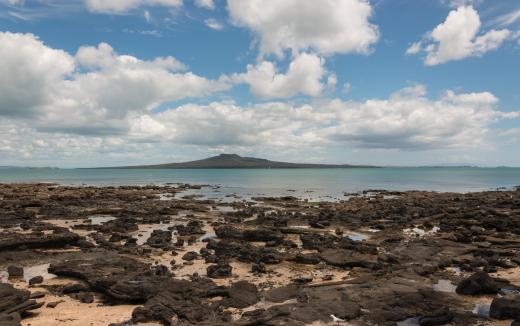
xmin=105 ymin=154 xmax=377 ymax=169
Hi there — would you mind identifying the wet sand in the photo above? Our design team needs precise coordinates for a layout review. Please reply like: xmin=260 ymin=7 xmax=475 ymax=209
xmin=0 ymin=183 xmax=519 ymax=325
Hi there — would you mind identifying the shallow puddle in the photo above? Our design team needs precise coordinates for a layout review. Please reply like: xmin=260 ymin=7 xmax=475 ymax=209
xmin=0 ymin=271 xmax=8 ymax=283
xmin=0 ymin=263 xmax=56 ymax=283
xmin=89 ymin=215 xmax=117 ymax=225
xmin=500 ymin=287 xmax=520 ymax=295
xmin=397 ymin=317 xmax=420 ymax=326
xmin=403 ymin=226 xmax=440 ymax=237
xmin=199 ymin=231 xmax=216 ymax=241
xmin=23 ymin=263 xmax=57 ymax=283
xmin=346 ymin=232 xmax=369 ymax=241
xmin=473 ymin=302 xmax=491 ymax=317
xmin=432 ymin=279 xmax=456 ymax=293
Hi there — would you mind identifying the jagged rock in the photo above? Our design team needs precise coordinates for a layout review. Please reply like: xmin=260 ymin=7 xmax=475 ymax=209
xmin=207 ymin=262 xmax=232 ymax=278
xmin=0 ymin=230 xmax=79 ymax=251
xmin=182 ymin=251 xmax=199 ymax=261
xmin=0 ymin=283 xmax=43 ymax=322
xmin=242 ymin=228 xmax=284 ymax=243
xmin=490 ymin=294 xmax=520 ymax=320
xmin=146 ymin=230 xmax=172 ymax=249
xmin=7 ymin=266 xmax=23 ymax=278
xmin=222 ymin=281 xmax=259 ymax=308
xmin=214 ymin=225 xmax=242 ymax=239
xmin=292 ymin=253 xmax=321 ymax=265
xmin=300 ymin=233 xmax=337 ymax=249
xmin=456 ymin=272 xmax=511 ymax=295
xmin=174 ymin=221 xmax=204 ymax=236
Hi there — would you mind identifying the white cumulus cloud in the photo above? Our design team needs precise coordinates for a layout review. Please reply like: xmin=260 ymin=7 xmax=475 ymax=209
xmin=137 ymin=86 xmax=519 ymax=150
xmin=227 ymin=0 xmax=379 ymax=58
xmin=408 ymin=6 xmax=511 ymax=65
xmin=0 ymin=32 xmax=230 ymax=135
xmin=0 ymin=32 xmax=75 ymax=117
xmin=233 ymin=53 xmax=330 ymax=99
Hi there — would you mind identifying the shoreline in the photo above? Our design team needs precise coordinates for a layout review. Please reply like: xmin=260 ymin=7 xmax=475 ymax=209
xmin=0 ymin=183 xmax=519 ymax=325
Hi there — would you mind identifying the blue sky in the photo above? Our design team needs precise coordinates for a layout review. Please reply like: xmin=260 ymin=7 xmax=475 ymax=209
xmin=0 ymin=0 xmax=519 ymax=167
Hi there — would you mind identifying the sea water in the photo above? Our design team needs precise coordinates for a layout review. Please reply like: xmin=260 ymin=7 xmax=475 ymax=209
xmin=0 ymin=167 xmax=519 ymax=201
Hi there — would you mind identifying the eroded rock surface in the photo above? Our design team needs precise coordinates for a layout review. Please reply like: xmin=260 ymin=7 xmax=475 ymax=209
xmin=0 ymin=183 xmax=519 ymax=325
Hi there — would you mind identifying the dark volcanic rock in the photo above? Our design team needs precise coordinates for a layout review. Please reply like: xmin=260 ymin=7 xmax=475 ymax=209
xmin=222 ymin=281 xmax=259 ymax=308
xmin=262 ymin=284 xmax=302 ymax=303
xmin=251 ymin=263 xmax=266 ymax=274
xmin=47 ymin=255 xmax=229 ymax=324
xmin=300 ymin=233 xmax=337 ymax=249
xmin=207 ymin=262 xmax=232 ymax=278
xmin=419 ymin=307 xmax=454 ymax=326
xmin=242 ymin=228 xmax=284 ymax=243
xmin=0 ymin=283 xmax=43 ymax=321
xmin=456 ymin=272 xmax=511 ymax=295
xmin=237 ymin=286 xmax=360 ymax=324
xmin=0 ymin=313 xmax=21 ymax=326
xmin=62 ymin=283 xmax=90 ymax=294
xmin=490 ymin=294 xmax=520 ymax=320
xmin=174 ymin=221 xmax=204 ymax=236
xmin=7 ymin=266 xmax=23 ymax=278
xmin=72 ymin=292 xmax=94 ymax=304
xmin=292 ymin=253 xmax=321 ymax=265
xmin=214 ymin=225 xmax=242 ymax=239
xmin=182 ymin=251 xmax=199 ymax=261
xmin=320 ymin=248 xmax=377 ymax=268
xmin=0 ymin=230 xmax=79 ymax=251
xmin=146 ymin=230 xmax=172 ymax=249
xmin=28 ymin=276 xmax=44 ymax=286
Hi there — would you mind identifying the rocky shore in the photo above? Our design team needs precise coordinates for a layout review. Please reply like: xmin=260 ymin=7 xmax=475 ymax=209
xmin=0 ymin=183 xmax=519 ymax=326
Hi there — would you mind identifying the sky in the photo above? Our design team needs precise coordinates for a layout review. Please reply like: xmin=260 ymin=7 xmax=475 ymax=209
xmin=0 ymin=0 xmax=519 ymax=168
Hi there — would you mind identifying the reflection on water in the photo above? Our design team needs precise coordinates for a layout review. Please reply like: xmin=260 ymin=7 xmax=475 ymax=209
xmin=397 ymin=317 xmax=420 ymax=326
xmin=346 ymin=232 xmax=369 ymax=241
xmin=89 ymin=215 xmax=117 ymax=225
xmin=2 ymin=167 xmax=520 ymax=202
xmin=473 ymin=302 xmax=491 ymax=317
xmin=23 ymin=263 xmax=56 ymax=282
xmin=404 ymin=226 xmax=440 ymax=237
xmin=0 ymin=264 xmax=57 ymax=283
xmin=500 ymin=287 xmax=520 ymax=295
xmin=432 ymin=279 xmax=456 ymax=293
xmin=199 ymin=232 xmax=216 ymax=241
xmin=0 ymin=271 xmax=8 ymax=283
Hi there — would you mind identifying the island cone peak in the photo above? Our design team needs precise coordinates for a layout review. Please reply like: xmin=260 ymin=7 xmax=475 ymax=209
xmin=106 ymin=154 xmax=375 ymax=169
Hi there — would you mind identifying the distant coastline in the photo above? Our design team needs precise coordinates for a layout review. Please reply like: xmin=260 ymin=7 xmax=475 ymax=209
xmin=89 ymin=154 xmax=379 ymax=169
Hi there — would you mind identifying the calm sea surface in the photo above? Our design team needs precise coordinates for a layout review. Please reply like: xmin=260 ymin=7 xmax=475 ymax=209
xmin=0 ymin=168 xmax=519 ymax=201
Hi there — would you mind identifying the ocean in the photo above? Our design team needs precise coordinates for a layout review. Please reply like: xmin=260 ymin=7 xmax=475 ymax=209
xmin=0 ymin=167 xmax=519 ymax=201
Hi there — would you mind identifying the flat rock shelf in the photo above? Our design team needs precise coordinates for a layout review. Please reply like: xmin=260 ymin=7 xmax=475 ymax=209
xmin=0 ymin=183 xmax=519 ymax=325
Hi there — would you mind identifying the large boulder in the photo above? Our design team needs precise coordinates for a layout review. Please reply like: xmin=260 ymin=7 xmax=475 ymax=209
xmin=222 ymin=281 xmax=259 ymax=308
xmin=490 ymin=294 xmax=520 ymax=320
xmin=0 ymin=283 xmax=43 ymax=324
xmin=456 ymin=272 xmax=511 ymax=295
